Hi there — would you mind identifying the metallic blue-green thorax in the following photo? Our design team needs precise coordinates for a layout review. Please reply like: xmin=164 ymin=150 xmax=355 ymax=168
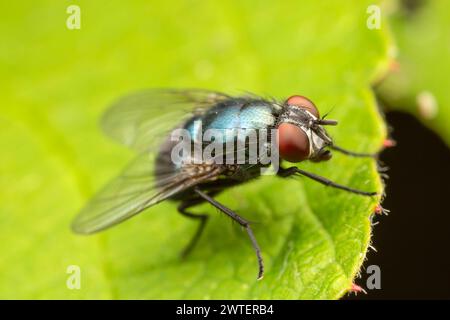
xmin=184 ymin=98 xmax=279 ymax=143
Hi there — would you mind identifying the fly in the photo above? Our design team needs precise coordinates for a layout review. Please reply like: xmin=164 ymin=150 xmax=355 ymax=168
xmin=72 ymin=89 xmax=378 ymax=280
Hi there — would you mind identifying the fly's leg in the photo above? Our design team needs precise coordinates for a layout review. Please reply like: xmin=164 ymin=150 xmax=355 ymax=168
xmin=330 ymin=145 xmax=376 ymax=158
xmin=278 ymin=166 xmax=377 ymax=196
xmin=178 ymin=199 xmax=209 ymax=259
xmin=194 ymin=187 xmax=264 ymax=280
xmin=178 ymin=179 xmax=244 ymax=258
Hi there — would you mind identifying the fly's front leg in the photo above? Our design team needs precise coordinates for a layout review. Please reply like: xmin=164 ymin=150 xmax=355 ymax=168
xmin=329 ymin=145 xmax=377 ymax=158
xmin=194 ymin=187 xmax=264 ymax=280
xmin=277 ymin=166 xmax=377 ymax=196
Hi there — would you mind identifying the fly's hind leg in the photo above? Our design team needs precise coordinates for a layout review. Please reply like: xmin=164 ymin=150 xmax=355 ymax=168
xmin=178 ymin=179 xmax=245 ymax=259
xmin=178 ymin=198 xmax=210 ymax=259
xmin=194 ymin=187 xmax=264 ymax=280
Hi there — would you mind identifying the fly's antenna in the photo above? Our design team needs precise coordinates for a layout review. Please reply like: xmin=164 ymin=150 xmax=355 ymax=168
xmin=330 ymin=145 xmax=376 ymax=158
xmin=315 ymin=119 xmax=338 ymax=126
xmin=319 ymin=104 xmax=375 ymax=157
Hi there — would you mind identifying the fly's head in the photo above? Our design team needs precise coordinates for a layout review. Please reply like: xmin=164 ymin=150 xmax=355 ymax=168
xmin=276 ymin=95 xmax=337 ymax=163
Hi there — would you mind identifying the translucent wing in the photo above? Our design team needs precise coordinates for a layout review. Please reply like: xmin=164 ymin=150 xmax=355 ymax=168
xmin=101 ymin=88 xmax=231 ymax=152
xmin=73 ymin=89 xmax=231 ymax=234
xmin=72 ymin=150 xmax=222 ymax=234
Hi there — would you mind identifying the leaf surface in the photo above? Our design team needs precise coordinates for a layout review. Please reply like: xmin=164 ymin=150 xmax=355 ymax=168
xmin=0 ymin=0 xmax=389 ymax=299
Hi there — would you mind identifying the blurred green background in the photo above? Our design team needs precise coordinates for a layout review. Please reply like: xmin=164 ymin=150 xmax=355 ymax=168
xmin=6 ymin=0 xmax=448 ymax=299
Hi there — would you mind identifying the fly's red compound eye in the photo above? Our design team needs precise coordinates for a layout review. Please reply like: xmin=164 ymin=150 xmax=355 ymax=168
xmin=286 ymin=95 xmax=320 ymax=118
xmin=277 ymin=122 xmax=310 ymax=162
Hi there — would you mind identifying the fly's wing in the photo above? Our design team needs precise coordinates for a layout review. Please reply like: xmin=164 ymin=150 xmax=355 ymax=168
xmin=73 ymin=89 xmax=231 ymax=234
xmin=72 ymin=151 xmax=222 ymax=234
xmin=101 ymin=89 xmax=231 ymax=152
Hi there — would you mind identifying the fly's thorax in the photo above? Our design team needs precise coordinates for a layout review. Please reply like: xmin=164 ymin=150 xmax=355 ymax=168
xmin=169 ymin=98 xmax=280 ymax=168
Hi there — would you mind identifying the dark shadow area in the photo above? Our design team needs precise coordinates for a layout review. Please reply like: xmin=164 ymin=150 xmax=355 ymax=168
xmin=349 ymin=111 xmax=450 ymax=299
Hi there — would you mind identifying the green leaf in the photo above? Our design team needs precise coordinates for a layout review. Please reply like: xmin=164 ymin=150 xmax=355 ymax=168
xmin=0 ymin=0 xmax=389 ymax=299
xmin=376 ymin=0 xmax=450 ymax=145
